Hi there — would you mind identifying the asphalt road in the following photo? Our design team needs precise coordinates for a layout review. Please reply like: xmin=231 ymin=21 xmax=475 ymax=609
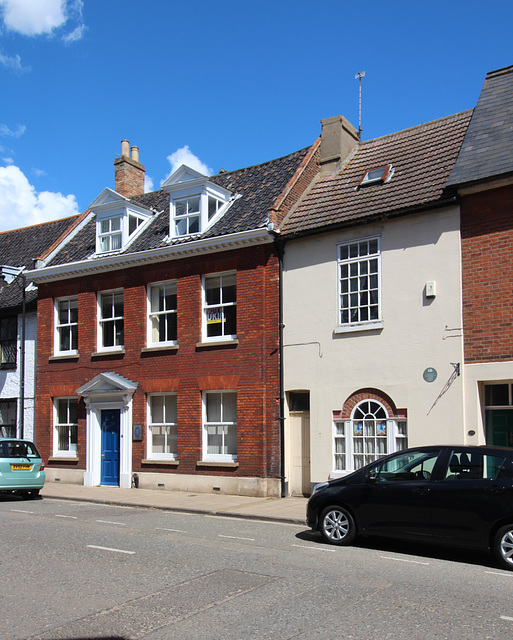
xmin=2 ymin=493 xmax=513 ymax=640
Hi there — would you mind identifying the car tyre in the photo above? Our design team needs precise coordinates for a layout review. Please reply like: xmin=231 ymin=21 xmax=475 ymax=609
xmin=21 ymin=489 xmax=40 ymax=500
xmin=319 ymin=506 xmax=356 ymax=546
xmin=493 ymin=525 xmax=513 ymax=570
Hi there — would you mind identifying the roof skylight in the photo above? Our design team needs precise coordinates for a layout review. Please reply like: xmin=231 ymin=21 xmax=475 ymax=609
xmin=358 ymin=164 xmax=394 ymax=188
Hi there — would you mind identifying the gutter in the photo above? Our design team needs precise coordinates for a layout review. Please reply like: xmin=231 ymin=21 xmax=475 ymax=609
xmin=26 ymin=227 xmax=274 ymax=283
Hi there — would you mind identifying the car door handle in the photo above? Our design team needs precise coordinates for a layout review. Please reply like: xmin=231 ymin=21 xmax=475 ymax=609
xmin=486 ymin=485 xmax=505 ymax=494
xmin=412 ymin=487 xmax=430 ymax=495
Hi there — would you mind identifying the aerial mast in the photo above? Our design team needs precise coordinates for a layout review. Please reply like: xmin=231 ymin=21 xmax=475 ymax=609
xmin=355 ymin=71 xmax=365 ymax=139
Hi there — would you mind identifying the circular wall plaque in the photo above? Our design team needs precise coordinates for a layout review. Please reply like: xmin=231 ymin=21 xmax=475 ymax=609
xmin=423 ymin=367 xmax=437 ymax=383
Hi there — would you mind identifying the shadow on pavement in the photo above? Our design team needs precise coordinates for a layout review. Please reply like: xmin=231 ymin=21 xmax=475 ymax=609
xmin=294 ymin=528 xmax=497 ymax=570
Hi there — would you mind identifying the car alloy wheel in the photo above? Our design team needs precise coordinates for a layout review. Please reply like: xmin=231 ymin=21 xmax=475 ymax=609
xmin=319 ymin=506 xmax=356 ymax=546
xmin=494 ymin=525 xmax=513 ymax=570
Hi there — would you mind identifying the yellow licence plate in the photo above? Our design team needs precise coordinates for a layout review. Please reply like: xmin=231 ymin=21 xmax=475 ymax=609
xmin=11 ymin=464 xmax=31 ymax=470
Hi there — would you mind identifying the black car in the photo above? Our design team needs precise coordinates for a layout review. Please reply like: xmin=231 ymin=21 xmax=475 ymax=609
xmin=306 ymin=445 xmax=513 ymax=570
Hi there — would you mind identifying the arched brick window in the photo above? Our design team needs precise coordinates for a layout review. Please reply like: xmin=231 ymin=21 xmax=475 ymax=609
xmin=333 ymin=390 xmax=407 ymax=475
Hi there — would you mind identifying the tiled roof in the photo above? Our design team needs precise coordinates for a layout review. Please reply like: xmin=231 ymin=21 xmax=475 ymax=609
xmin=281 ymin=110 xmax=472 ymax=237
xmin=447 ymin=66 xmax=513 ymax=187
xmin=47 ymin=147 xmax=311 ymax=265
xmin=0 ymin=216 xmax=80 ymax=310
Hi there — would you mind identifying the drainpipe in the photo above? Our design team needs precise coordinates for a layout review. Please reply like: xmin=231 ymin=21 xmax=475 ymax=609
xmin=276 ymin=237 xmax=287 ymax=498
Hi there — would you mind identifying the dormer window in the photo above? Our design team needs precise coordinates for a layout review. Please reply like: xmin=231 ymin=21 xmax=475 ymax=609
xmin=89 ymin=188 xmax=153 ymax=254
xmin=358 ymin=164 xmax=394 ymax=188
xmin=174 ymin=195 xmax=200 ymax=235
xmin=99 ymin=216 xmax=122 ymax=252
xmin=162 ymin=165 xmax=233 ymax=239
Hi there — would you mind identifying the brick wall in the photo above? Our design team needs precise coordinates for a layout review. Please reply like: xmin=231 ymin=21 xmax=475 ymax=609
xmin=461 ymin=184 xmax=513 ymax=363
xmin=36 ymin=244 xmax=281 ymax=480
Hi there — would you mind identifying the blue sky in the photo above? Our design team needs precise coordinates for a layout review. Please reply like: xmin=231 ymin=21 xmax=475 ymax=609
xmin=0 ymin=0 xmax=512 ymax=232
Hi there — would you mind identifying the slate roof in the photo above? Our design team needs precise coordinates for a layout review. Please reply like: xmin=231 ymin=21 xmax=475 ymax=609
xmin=446 ymin=65 xmax=513 ymax=188
xmin=0 ymin=216 xmax=81 ymax=311
xmin=47 ymin=147 xmax=311 ymax=266
xmin=281 ymin=110 xmax=472 ymax=237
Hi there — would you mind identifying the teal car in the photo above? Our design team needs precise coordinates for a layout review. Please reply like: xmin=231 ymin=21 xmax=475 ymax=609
xmin=0 ymin=438 xmax=45 ymax=499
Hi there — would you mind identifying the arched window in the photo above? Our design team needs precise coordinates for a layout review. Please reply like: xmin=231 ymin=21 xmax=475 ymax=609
xmin=334 ymin=397 xmax=407 ymax=474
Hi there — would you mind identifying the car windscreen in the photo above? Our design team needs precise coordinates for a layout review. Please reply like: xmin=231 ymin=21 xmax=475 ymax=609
xmin=0 ymin=441 xmax=41 ymax=459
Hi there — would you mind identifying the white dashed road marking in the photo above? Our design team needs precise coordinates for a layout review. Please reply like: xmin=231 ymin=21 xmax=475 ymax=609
xmin=87 ymin=545 xmax=135 ymax=555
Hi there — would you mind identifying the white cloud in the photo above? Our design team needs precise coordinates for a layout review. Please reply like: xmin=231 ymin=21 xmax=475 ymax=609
xmin=63 ymin=22 xmax=85 ymax=42
xmin=164 ymin=146 xmax=213 ymax=182
xmin=144 ymin=175 xmax=154 ymax=193
xmin=0 ymin=0 xmax=67 ymax=36
xmin=0 ymin=164 xmax=79 ymax=231
xmin=0 ymin=50 xmax=30 ymax=73
xmin=0 ymin=123 xmax=26 ymax=138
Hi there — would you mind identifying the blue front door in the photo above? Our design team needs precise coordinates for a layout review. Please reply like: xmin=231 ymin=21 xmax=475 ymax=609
xmin=101 ymin=409 xmax=120 ymax=485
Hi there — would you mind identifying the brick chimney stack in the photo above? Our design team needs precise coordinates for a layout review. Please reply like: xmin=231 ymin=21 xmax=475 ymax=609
xmin=114 ymin=140 xmax=145 ymax=197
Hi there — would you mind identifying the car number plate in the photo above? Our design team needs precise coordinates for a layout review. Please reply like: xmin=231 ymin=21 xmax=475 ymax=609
xmin=11 ymin=464 xmax=31 ymax=470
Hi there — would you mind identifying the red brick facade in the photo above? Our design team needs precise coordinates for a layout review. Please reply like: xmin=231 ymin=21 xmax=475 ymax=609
xmin=461 ymin=184 xmax=513 ymax=363
xmin=35 ymin=243 xmax=281 ymax=487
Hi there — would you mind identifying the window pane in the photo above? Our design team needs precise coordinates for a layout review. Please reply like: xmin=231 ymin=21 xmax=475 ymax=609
xmin=206 ymin=393 xmax=222 ymax=422
xmin=222 ymin=274 xmax=236 ymax=302
xmin=151 ymin=396 xmax=164 ymax=423
xmin=189 ymin=216 xmax=200 ymax=234
xmin=164 ymin=396 xmax=177 ymax=423
xmin=485 ymin=384 xmax=509 ymax=406
xmin=188 ymin=196 xmax=200 ymax=212
xmin=206 ymin=277 xmax=221 ymax=305
xmin=223 ymin=393 xmax=237 ymax=422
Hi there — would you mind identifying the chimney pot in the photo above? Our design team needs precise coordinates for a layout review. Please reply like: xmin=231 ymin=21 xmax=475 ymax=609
xmin=131 ymin=146 xmax=139 ymax=163
xmin=121 ymin=139 xmax=130 ymax=157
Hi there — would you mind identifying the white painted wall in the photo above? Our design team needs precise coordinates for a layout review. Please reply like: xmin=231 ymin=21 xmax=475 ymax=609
xmin=283 ymin=207 xmax=465 ymax=486
xmin=0 ymin=310 xmax=36 ymax=442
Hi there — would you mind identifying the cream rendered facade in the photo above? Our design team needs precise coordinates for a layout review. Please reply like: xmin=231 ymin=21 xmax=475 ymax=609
xmin=283 ymin=206 xmax=466 ymax=493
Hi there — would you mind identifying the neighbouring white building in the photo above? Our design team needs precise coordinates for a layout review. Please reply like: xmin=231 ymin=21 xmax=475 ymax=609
xmin=279 ymin=111 xmax=472 ymax=495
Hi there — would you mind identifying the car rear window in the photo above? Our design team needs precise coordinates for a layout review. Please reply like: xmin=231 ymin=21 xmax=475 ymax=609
xmin=444 ymin=451 xmax=505 ymax=480
xmin=0 ymin=441 xmax=40 ymax=459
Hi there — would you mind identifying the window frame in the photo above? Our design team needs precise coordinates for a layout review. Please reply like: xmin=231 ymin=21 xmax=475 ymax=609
xmin=202 ymin=390 xmax=237 ymax=462
xmin=54 ymin=296 xmax=78 ymax=356
xmin=358 ymin=164 xmax=394 ymax=188
xmin=336 ymin=236 xmax=382 ymax=333
xmin=0 ymin=316 xmax=17 ymax=368
xmin=146 ymin=393 xmax=178 ymax=460
xmin=53 ymin=397 xmax=78 ymax=457
xmin=202 ymin=271 xmax=237 ymax=342
xmin=97 ymin=289 xmax=124 ymax=352
xmin=333 ymin=399 xmax=407 ymax=477
xmin=172 ymin=194 xmax=201 ymax=237
xmin=147 ymin=280 xmax=178 ymax=347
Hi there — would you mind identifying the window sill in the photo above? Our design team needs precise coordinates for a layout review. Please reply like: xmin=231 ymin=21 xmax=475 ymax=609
xmin=141 ymin=459 xmax=179 ymax=466
xmin=196 ymin=339 xmax=239 ymax=349
xmin=334 ymin=320 xmax=383 ymax=334
xmin=49 ymin=354 xmax=79 ymax=362
xmin=196 ymin=460 xmax=239 ymax=468
xmin=48 ymin=456 xmax=79 ymax=463
xmin=141 ymin=345 xmax=179 ymax=354
xmin=91 ymin=349 xmax=126 ymax=357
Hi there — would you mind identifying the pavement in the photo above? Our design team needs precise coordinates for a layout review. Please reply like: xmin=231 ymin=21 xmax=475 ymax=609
xmin=41 ymin=482 xmax=309 ymax=525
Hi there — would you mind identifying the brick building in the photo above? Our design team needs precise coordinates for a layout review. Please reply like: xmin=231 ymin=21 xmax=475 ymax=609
xmin=0 ymin=216 xmax=80 ymax=441
xmin=28 ymin=140 xmax=318 ymax=496
xmin=446 ymin=65 xmax=513 ymax=447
